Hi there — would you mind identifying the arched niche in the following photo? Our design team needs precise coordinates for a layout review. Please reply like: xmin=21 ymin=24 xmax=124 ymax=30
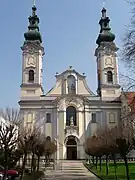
xmin=66 ymin=106 xmax=77 ymax=126
xmin=67 ymin=75 xmax=76 ymax=94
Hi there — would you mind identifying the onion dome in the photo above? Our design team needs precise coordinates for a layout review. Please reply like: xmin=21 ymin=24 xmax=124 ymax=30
xmin=96 ymin=8 xmax=115 ymax=45
xmin=24 ymin=5 xmax=42 ymax=43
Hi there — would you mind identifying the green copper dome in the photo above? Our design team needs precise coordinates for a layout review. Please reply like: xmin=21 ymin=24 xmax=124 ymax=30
xmin=24 ymin=6 xmax=42 ymax=43
xmin=96 ymin=8 xmax=115 ymax=45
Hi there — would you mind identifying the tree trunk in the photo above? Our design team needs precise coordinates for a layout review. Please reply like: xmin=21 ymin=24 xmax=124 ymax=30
xmin=37 ymin=155 xmax=40 ymax=172
xmin=106 ymin=155 xmax=109 ymax=175
xmin=31 ymin=152 xmax=35 ymax=173
xmin=92 ymin=156 xmax=95 ymax=165
xmin=99 ymin=156 xmax=102 ymax=172
xmin=124 ymin=156 xmax=130 ymax=180
xmin=3 ymin=150 xmax=8 ymax=180
xmin=96 ymin=156 xmax=98 ymax=169
xmin=45 ymin=155 xmax=47 ymax=168
xmin=112 ymin=154 xmax=117 ymax=180
xmin=88 ymin=155 xmax=91 ymax=165
xmin=20 ymin=153 xmax=27 ymax=180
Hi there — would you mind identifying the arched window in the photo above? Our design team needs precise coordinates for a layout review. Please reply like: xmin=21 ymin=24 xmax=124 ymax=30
xmin=29 ymin=70 xmax=34 ymax=82
xmin=66 ymin=106 xmax=76 ymax=126
xmin=107 ymin=71 xmax=113 ymax=83
xmin=67 ymin=75 xmax=76 ymax=94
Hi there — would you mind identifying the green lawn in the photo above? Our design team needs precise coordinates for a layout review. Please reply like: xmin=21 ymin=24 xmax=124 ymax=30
xmin=89 ymin=162 xmax=135 ymax=180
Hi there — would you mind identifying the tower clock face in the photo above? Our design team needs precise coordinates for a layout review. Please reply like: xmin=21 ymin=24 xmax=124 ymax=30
xmin=27 ymin=56 xmax=36 ymax=66
xmin=105 ymin=57 xmax=113 ymax=66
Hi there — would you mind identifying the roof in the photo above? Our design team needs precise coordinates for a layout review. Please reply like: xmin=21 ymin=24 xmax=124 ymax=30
xmin=125 ymin=92 xmax=135 ymax=112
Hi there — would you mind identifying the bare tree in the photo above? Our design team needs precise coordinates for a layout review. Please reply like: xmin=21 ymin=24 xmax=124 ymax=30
xmin=111 ymin=124 xmax=134 ymax=180
xmin=44 ymin=137 xmax=57 ymax=165
xmin=18 ymin=109 xmax=55 ymax=179
xmin=35 ymin=134 xmax=46 ymax=172
xmin=121 ymin=0 xmax=135 ymax=90
xmin=84 ymin=134 xmax=105 ymax=170
xmin=0 ymin=107 xmax=22 ymax=180
xmin=121 ymin=90 xmax=135 ymax=134
xmin=0 ymin=107 xmax=22 ymax=125
xmin=85 ymin=122 xmax=134 ymax=180
xmin=18 ymin=124 xmax=44 ymax=180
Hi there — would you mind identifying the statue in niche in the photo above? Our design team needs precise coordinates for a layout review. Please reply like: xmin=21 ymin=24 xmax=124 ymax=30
xmin=71 ymin=83 xmax=75 ymax=92
xmin=70 ymin=116 xmax=74 ymax=126
xmin=67 ymin=75 xmax=76 ymax=94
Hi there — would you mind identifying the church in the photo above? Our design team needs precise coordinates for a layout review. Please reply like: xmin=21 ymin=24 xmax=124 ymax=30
xmin=19 ymin=5 xmax=122 ymax=160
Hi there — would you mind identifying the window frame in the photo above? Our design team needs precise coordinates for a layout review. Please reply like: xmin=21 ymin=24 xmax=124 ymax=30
xmin=108 ymin=112 xmax=116 ymax=124
xmin=28 ymin=70 xmax=34 ymax=82
xmin=107 ymin=71 xmax=113 ymax=83
xmin=46 ymin=113 xmax=51 ymax=123
xmin=91 ymin=113 xmax=97 ymax=123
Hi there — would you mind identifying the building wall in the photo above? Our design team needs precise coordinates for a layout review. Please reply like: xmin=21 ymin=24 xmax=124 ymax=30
xmin=19 ymin=97 xmax=121 ymax=160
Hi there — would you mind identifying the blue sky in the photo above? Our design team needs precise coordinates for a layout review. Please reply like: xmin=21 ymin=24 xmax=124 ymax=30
xmin=0 ymin=0 xmax=131 ymax=108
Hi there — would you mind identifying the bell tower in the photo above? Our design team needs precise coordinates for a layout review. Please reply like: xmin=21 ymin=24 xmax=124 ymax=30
xmin=20 ymin=5 xmax=44 ymax=98
xmin=95 ymin=7 xmax=121 ymax=100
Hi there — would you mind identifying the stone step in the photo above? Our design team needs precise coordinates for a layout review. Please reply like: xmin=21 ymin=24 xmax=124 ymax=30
xmin=44 ymin=161 xmax=99 ymax=180
xmin=62 ymin=169 xmax=88 ymax=172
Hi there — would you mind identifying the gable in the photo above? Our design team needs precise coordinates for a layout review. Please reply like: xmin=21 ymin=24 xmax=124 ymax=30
xmin=46 ymin=68 xmax=95 ymax=96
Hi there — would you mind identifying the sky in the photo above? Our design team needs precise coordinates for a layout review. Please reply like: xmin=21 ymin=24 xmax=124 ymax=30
xmin=0 ymin=0 xmax=131 ymax=108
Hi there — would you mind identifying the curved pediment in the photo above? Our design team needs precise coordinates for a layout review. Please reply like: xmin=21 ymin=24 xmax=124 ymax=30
xmin=46 ymin=67 xmax=95 ymax=96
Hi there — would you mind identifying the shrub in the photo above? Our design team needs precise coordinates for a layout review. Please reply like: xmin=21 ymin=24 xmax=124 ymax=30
xmin=23 ymin=171 xmax=45 ymax=180
xmin=24 ymin=168 xmax=30 ymax=174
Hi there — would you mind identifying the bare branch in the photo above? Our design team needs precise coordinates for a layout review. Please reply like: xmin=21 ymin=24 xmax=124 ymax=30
xmin=0 ymin=107 xmax=22 ymax=126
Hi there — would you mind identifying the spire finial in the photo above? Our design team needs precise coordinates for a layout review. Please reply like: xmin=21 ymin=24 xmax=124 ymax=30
xmin=96 ymin=2 xmax=115 ymax=45
xmin=103 ymin=1 xmax=105 ymax=8
xmin=33 ymin=0 xmax=36 ymax=6
xmin=24 ymin=0 xmax=42 ymax=43
xmin=32 ymin=0 xmax=37 ymax=16
xmin=101 ymin=1 xmax=107 ymax=19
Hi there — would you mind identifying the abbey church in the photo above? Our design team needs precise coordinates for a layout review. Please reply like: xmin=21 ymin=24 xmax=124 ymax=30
xmin=19 ymin=5 xmax=122 ymax=160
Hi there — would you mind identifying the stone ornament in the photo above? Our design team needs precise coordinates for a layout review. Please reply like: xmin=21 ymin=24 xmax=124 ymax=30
xmin=27 ymin=56 xmax=36 ymax=66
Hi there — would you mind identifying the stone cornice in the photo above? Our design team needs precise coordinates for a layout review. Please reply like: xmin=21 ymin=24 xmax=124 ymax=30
xmin=20 ymin=83 xmax=44 ymax=93
xmin=21 ymin=41 xmax=44 ymax=54
xmin=101 ymin=84 xmax=121 ymax=89
xmin=52 ymin=94 xmax=90 ymax=104
xmin=19 ymin=98 xmax=121 ymax=109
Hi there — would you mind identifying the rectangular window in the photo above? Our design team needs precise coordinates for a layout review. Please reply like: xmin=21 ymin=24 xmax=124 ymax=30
xmin=91 ymin=113 xmax=96 ymax=123
xmin=46 ymin=113 xmax=51 ymax=123
xmin=109 ymin=113 xmax=116 ymax=123
xmin=25 ymin=113 xmax=33 ymax=132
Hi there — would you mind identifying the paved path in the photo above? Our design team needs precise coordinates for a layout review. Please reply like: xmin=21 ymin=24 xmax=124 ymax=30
xmin=44 ymin=161 xmax=99 ymax=180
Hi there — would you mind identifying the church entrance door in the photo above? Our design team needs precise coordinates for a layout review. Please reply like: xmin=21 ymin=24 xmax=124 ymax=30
xmin=66 ymin=138 xmax=77 ymax=160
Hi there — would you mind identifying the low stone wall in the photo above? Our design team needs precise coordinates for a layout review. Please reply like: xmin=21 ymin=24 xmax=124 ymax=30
xmin=84 ymin=163 xmax=103 ymax=180
xmin=87 ymin=157 xmax=135 ymax=163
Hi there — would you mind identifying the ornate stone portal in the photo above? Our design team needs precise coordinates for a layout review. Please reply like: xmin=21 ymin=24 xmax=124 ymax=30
xmin=65 ymin=116 xmax=79 ymax=136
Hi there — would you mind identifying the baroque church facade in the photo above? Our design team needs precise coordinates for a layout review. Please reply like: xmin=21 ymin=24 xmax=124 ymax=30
xmin=19 ymin=5 xmax=121 ymax=160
